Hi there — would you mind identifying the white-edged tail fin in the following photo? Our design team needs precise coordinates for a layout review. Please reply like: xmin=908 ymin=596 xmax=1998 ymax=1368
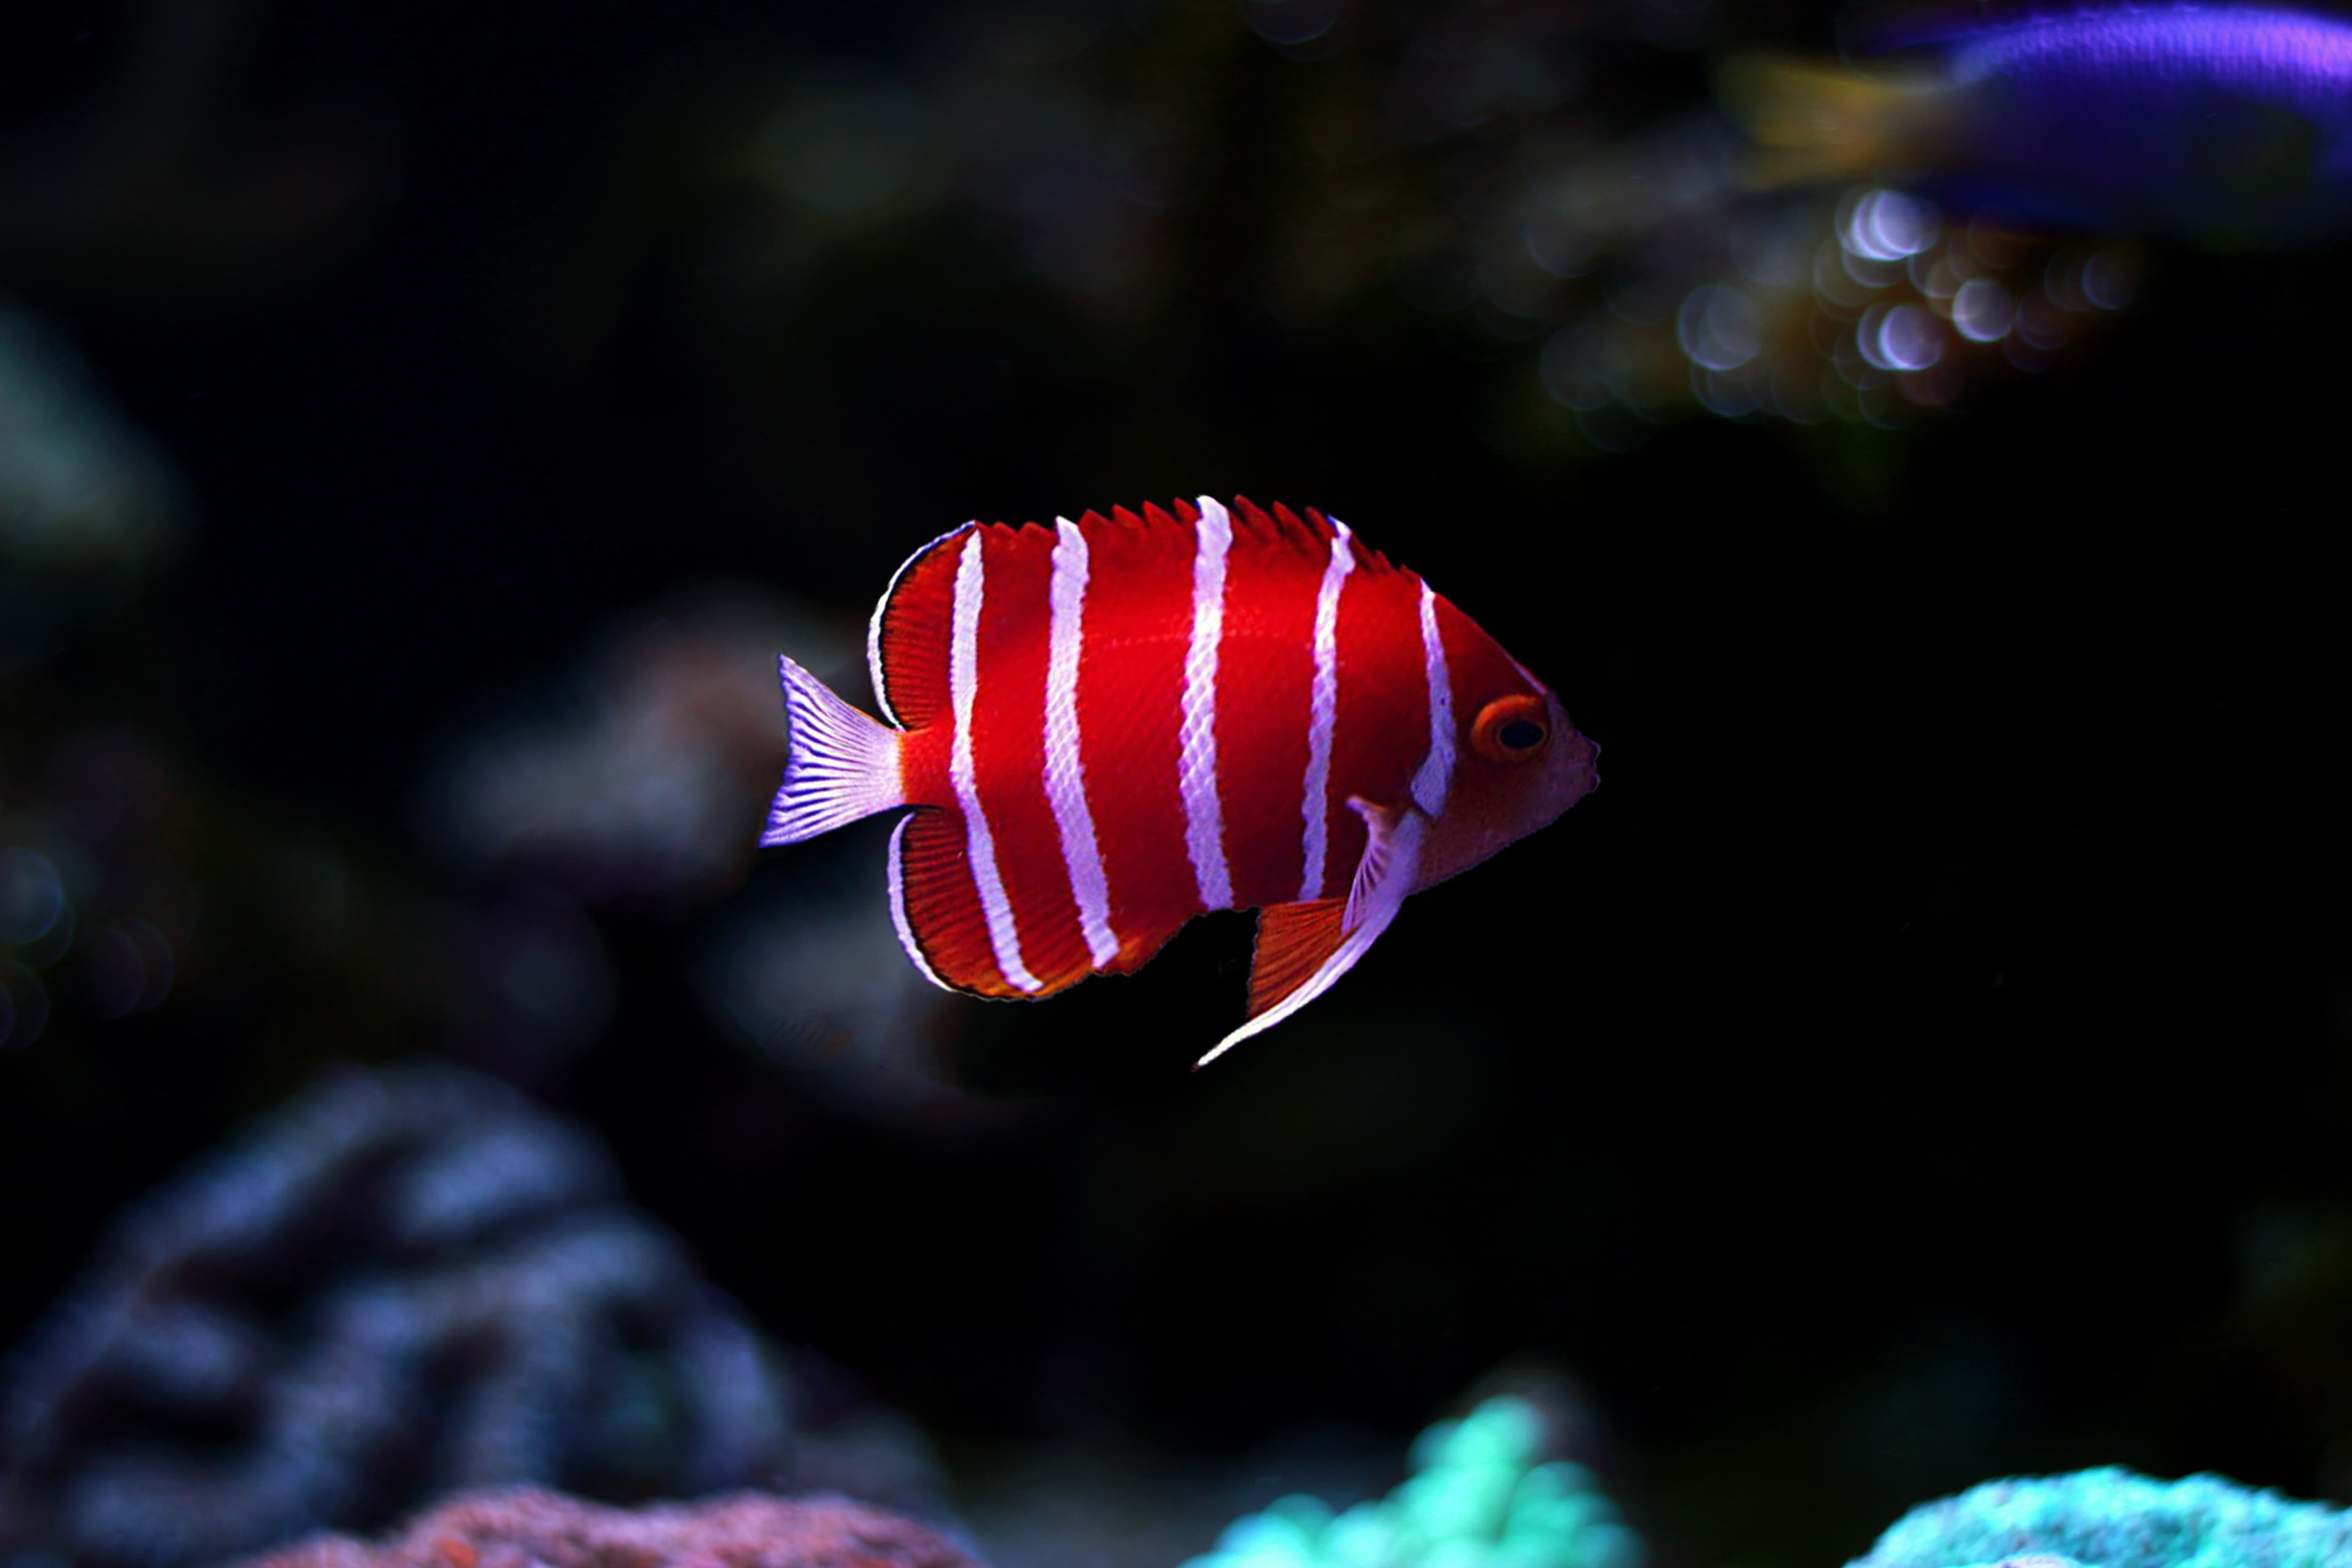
xmin=763 ymin=655 xmax=905 ymax=846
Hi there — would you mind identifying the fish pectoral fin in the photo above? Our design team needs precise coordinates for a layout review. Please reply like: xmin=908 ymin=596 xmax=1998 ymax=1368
xmin=1343 ymin=795 xmax=1417 ymax=933
xmin=1198 ymin=802 xmax=1427 ymax=1069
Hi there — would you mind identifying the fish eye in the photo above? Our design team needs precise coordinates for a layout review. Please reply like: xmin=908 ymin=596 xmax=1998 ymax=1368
xmin=1472 ymin=694 xmax=1550 ymax=764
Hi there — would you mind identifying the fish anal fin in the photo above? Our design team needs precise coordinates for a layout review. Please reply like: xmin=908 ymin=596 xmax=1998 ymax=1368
xmin=1199 ymin=804 xmax=1428 ymax=1068
xmin=1247 ymin=899 xmax=1347 ymax=1020
xmin=891 ymin=809 xmax=1023 ymax=1000
xmin=890 ymin=809 xmax=1126 ymax=1000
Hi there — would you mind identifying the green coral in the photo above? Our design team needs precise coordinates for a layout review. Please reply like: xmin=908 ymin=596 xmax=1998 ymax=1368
xmin=1185 ymin=1396 xmax=1644 ymax=1568
xmin=1850 ymin=1468 xmax=2352 ymax=1568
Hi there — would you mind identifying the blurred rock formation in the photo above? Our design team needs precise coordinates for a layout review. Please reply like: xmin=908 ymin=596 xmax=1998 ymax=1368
xmin=0 ymin=1061 xmax=945 ymax=1568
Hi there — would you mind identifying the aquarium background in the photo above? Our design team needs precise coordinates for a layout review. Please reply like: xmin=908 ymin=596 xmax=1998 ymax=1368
xmin=2 ymin=0 xmax=2348 ymax=1564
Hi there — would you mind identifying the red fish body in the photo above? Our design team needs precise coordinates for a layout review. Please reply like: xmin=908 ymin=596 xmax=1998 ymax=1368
xmin=764 ymin=497 xmax=1598 ymax=1064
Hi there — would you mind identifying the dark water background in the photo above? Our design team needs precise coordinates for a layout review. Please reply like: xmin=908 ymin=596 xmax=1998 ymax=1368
xmin=2 ymin=1 xmax=2348 ymax=1564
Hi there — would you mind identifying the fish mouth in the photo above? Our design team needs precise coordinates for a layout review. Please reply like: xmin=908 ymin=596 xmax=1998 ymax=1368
xmin=1536 ymin=701 xmax=1600 ymax=823
xmin=1566 ymin=734 xmax=1600 ymax=802
xmin=1549 ymin=699 xmax=1600 ymax=801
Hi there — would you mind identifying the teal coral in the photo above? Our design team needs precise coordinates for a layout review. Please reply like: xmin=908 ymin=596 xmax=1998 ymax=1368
xmin=1184 ymin=1396 xmax=1643 ymax=1568
xmin=1849 ymin=1468 xmax=2352 ymax=1568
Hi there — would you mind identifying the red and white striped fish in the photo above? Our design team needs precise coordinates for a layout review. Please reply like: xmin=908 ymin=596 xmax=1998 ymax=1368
xmin=762 ymin=497 xmax=1599 ymax=1065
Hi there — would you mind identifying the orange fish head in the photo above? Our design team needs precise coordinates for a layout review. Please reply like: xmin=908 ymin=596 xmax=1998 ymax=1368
xmin=1417 ymin=686 xmax=1599 ymax=891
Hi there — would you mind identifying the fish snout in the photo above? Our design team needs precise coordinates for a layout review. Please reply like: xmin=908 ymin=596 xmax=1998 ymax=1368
xmin=1541 ymin=696 xmax=1600 ymax=816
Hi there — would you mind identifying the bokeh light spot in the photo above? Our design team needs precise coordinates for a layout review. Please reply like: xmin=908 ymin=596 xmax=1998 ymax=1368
xmin=1242 ymin=0 xmax=1347 ymax=47
xmin=88 ymin=919 xmax=174 ymax=1019
xmin=1841 ymin=188 xmax=1939 ymax=263
xmin=1540 ymin=326 xmax=1613 ymax=411
xmin=1523 ymin=210 xmax=1596 ymax=279
xmin=1863 ymin=302 xmax=1943 ymax=372
xmin=2082 ymin=249 xmax=2138 ymax=311
xmin=1951 ymin=278 xmax=2013 ymax=343
xmin=1676 ymin=284 xmax=1761 ymax=371
xmin=0 ymin=848 xmax=65 ymax=946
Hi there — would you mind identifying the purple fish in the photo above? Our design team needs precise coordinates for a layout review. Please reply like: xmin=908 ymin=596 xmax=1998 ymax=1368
xmin=1724 ymin=5 xmax=2352 ymax=245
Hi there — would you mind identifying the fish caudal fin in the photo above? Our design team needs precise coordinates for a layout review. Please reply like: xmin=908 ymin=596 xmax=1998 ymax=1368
xmin=763 ymin=655 xmax=905 ymax=846
xmin=1201 ymin=799 xmax=1426 ymax=1069
xmin=1715 ymin=54 xmax=1956 ymax=188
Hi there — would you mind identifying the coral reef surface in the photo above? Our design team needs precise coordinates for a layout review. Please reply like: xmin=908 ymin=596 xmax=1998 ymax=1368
xmin=1184 ymin=1395 xmax=1642 ymax=1568
xmin=1849 ymin=1468 xmax=2352 ymax=1568
xmin=233 ymin=1488 xmax=981 ymax=1568
xmin=0 ymin=1061 xmax=939 ymax=1568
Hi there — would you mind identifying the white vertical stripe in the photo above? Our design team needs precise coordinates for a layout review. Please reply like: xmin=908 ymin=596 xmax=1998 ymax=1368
xmin=1298 ymin=518 xmax=1355 ymax=902
xmin=1178 ymin=497 xmax=1235 ymax=910
xmin=1046 ymin=518 xmax=1121 ymax=969
xmin=1409 ymin=580 xmax=1455 ymax=816
xmin=948 ymin=532 xmax=1044 ymax=993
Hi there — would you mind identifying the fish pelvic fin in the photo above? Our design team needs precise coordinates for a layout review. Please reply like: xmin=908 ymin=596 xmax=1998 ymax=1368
xmin=762 ymin=654 xmax=905 ymax=846
xmin=1715 ymin=54 xmax=1956 ymax=188
xmin=1199 ymin=799 xmax=1426 ymax=1070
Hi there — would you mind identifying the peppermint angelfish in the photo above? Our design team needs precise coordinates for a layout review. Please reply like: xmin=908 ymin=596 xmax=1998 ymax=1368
xmin=761 ymin=497 xmax=1599 ymax=1066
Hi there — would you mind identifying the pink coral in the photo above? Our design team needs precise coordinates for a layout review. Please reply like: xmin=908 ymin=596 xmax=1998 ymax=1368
xmin=237 ymin=1489 xmax=983 ymax=1568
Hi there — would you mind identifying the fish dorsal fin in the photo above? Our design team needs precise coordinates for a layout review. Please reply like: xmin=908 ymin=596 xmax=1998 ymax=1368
xmin=1201 ymin=797 xmax=1426 ymax=1068
xmin=864 ymin=496 xmax=1409 ymax=734
xmin=1229 ymin=496 xmax=1411 ymax=580
xmin=867 ymin=522 xmax=976 ymax=731
xmin=1057 ymin=497 xmax=1411 ymax=582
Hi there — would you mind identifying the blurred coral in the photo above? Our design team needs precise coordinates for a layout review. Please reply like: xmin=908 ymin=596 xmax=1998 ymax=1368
xmin=693 ymin=856 xmax=995 ymax=1131
xmin=0 ymin=723 xmax=452 ymax=1058
xmin=0 ymin=297 xmax=186 ymax=671
xmin=232 ymin=1488 xmax=982 ymax=1568
xmin=422 ymin=592 xmax=982 ymax=1120
xmin=0 ymin=1061 xmax=945 ymax=1568
xmin=0 ymin=299 xmax=183 ymax=573
xmin=1183 ymin=1395 xmax=1643 ymax=1568
xmin=1848 ymin=1469 xmax=2352 ymax=1568
xmin=424 ymin=592 xmax=851 ymax=911
xmin=599 ymin=0 xmax=2139 ymax=459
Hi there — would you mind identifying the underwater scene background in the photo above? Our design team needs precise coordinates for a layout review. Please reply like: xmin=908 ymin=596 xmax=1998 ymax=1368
xmin=2 ymin=0 xmax=2348 ymax=1564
